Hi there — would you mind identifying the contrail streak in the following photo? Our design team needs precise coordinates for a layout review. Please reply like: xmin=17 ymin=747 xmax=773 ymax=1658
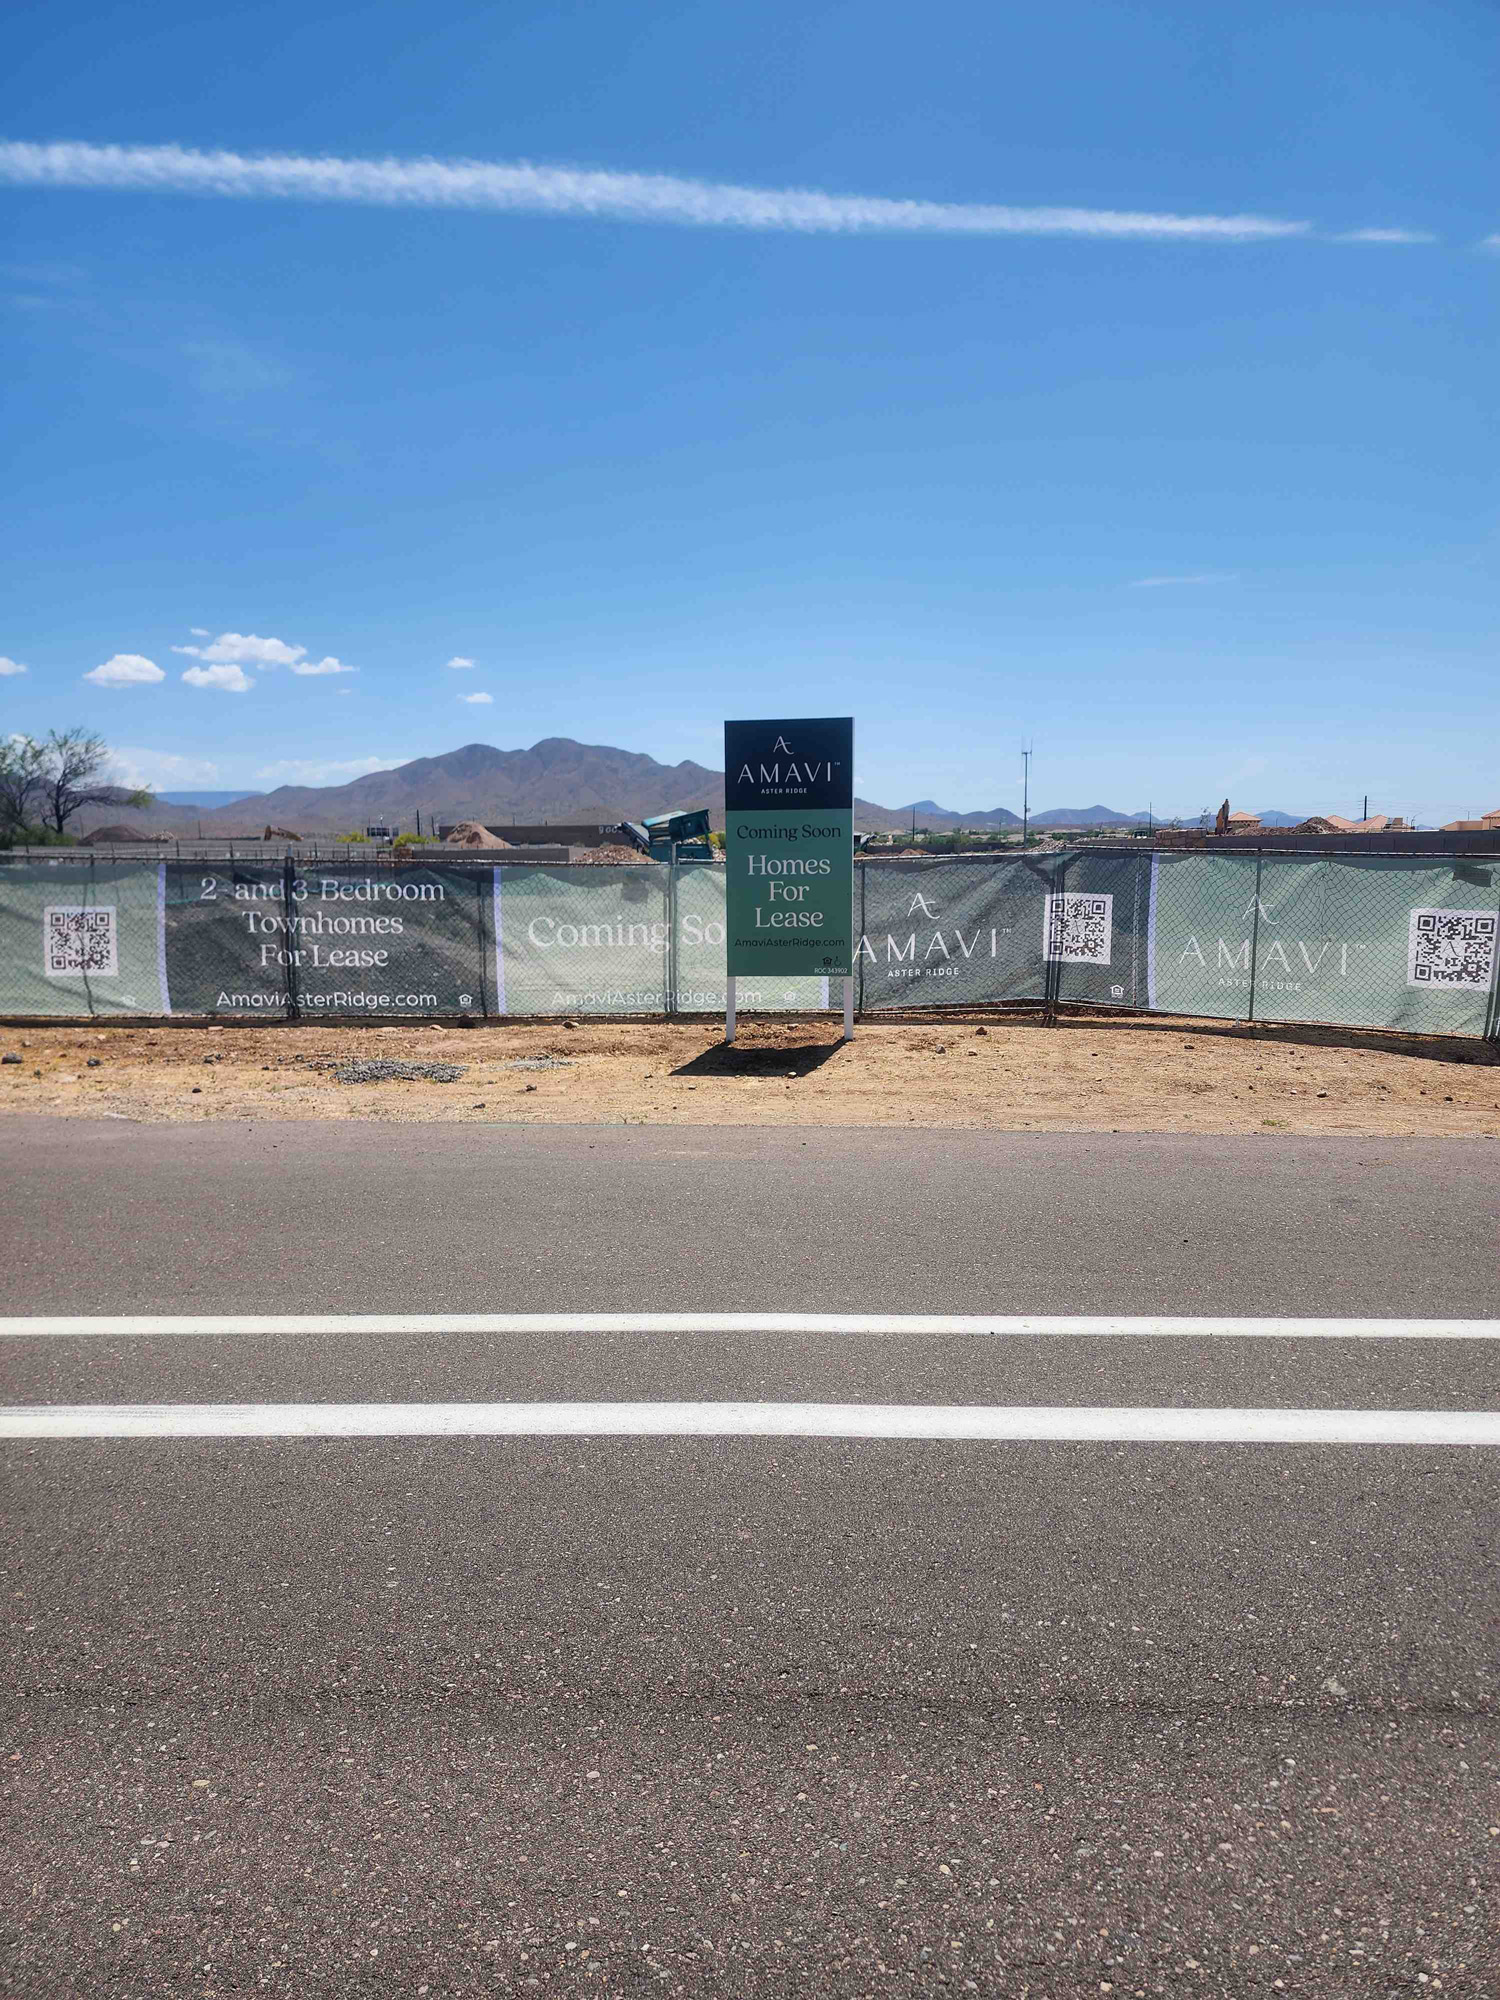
xmin=0 ymin=139 xmax=1312 ymax=242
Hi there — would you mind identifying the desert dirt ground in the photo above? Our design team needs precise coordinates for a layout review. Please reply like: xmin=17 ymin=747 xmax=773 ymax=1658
xmin=2 ymin=1012 xmax=1497 ymax=1135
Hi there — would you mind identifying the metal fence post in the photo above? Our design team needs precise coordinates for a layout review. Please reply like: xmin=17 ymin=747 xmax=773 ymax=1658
xmin=666 ymin=844 xmax=677 ymax=1017
xmin=1045 ymin=850 xmax=1068 ymax=1025
xmin=87 ymin=852 xmax=98 ymax=1020
xmin=1247 ymin=849 xmax=1264 ymax=1030
xmin=476 ymin=868 xmax=490 ymax=1018
xmin=857 ymin=859 xmax=866 ymax=1018
xmin=282 ymin=853 xmax=300 ymax=1021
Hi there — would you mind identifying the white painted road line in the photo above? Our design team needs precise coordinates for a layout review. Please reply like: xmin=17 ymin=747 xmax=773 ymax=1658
xmin=2 ymin=1314 xmax=1498 ymax=1342
xmin=4 ymin=1402 xmax=1500 ymax=1444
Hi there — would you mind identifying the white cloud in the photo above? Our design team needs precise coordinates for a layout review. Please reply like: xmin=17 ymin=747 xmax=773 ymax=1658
xmin=1127 ymin=573 xmax=1239 ymax=589
xmin=109 ymin=746 xmax=222 ymax=789
xmin=173 ymin=630 xmax=305 ymax=667
xmin=182 ymin=662 xmax=253 ymax=692
xmin=84 ymin=652 xmax=165 ymax=686
xmin=446 ymin=655 xmax=476 ymax=669
xmin=1482 ymin=234 xmax=1500 ymax=252
xmin=1333 ymin=227 xmax=1436 ymax=245
xmin=458 ymin=690 xmax=494 ymax=704
xmin=0 ymin=139 xmax=1317 ymax=244
xmin=171 ymin=630 xmax=355 ymax=675
xmin=255 ymin=755 xmax=388 ymax=783
xmin=190 ymin=626 xmax=211 ymax=637
xmin=0 ymin=655 xmax=27 ymax=676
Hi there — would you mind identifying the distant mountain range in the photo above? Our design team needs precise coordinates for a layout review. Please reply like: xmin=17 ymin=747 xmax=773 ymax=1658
xmin=891 ymin=800 xmax=1023 ymax=830
xmin=82 ymin=741 xmax=726 ymax=838
xmin=158 ymin=790 xmax=266 ymax=808
xmin=893 ymin=801 xmax=1151 ymax=829
xmin=70 ymin=740 xmax=1312 ymax=840
xmin=1031 ymin=805 xmax=1149 ymax=828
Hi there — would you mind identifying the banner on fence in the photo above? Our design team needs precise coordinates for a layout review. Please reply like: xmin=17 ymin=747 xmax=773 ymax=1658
xmin=164 ymin=864 xmax=490 ymax=1017
xmin=0 ymin=860 xmax=168 ymax=1017
xmin=1 ymin=850 xmax=1495 ymax=1038
xmin=496 ymin=865 xmax=668 ymax=1015
xmin=1148 ymin=853 xmax=1499 ymax=1038
xmin=857 ymin=858 xmax=1051 ymax=1010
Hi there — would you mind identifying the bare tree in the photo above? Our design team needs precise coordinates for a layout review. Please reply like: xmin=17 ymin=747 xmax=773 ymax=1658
xmin=39 ymin=729 xmax=154 ymax=835
xmin=0 ymin=734 xmax=48 ymax=834
xmin=1 ymin=730 xmax=154 ymax=838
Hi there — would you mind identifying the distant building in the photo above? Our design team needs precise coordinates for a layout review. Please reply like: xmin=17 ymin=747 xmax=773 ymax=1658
xmin=434 ymin=822 xmax=626 ymax=847
xmin=1441 ymin=807 xmax=1500 ymax=832
xmin=1292 ymin=813 xmax=1409 ymax=835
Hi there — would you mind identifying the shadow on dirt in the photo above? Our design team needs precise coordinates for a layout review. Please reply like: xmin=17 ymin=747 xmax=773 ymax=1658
xmin=671 ymin=1040 xmax=848 ymax=1079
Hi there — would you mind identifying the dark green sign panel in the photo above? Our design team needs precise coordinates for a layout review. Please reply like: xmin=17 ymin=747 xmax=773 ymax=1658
xmin=724 ymin=717 xmax=854 ymax=977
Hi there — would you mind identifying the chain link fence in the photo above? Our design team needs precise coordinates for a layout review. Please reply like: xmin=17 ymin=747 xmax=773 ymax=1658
xmin=2 ymin=849 xmax=1496 ymax=1038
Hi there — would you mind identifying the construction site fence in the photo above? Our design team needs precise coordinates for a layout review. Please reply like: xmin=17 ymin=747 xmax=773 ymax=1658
xmin=0 ymin=851 xmax=1496 ymax=1040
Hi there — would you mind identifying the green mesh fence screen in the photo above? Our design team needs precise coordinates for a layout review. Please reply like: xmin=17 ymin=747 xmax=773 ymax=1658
xmin=0 ymin=858 xmax=168 ymax=1017
xmin=1148 ymin=852 xmax=1500 ymax=1038
xmin=856 ymin=857 xmax=1055 ymax=1010
xmin=2 ymin=852 xmax=1495 ymax=1037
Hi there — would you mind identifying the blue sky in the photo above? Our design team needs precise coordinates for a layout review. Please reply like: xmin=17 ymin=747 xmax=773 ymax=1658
xmin=2 ymin=0 xmax=1496 ymax=821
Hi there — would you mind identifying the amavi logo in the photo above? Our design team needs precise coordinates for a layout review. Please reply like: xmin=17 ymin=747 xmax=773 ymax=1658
xmin=1176 ymin=894 xmax=1368 ymax=993
xmin=735 ymin=752 xmax=840 ymax=788
xmin=724 ymin=717 xmax=853 ymax=810
xmin=1179 ymin=932 xmax=1365 ymax=991
xmin=857 ymin=888 xmax=1007 ymax=984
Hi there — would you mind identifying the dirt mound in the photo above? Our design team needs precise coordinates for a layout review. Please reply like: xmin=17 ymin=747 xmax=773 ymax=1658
xmin=445 ymin=822 xmax=513 ymax=849
xmin=80 ymin=825 xmax=171 ymax=845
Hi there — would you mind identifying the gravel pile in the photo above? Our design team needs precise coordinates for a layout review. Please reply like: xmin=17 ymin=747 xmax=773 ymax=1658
xmin=571 ymin=845 xmax=653 ymax=865
xmin=506 ymin=1057 xmax=575 ymax=1071
xmin=332 ymin=1058 xmax=467 ymax=1084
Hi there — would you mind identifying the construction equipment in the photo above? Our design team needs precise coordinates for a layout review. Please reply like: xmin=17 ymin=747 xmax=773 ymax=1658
xmin=616 ymin=809 xmax=714 ymax=858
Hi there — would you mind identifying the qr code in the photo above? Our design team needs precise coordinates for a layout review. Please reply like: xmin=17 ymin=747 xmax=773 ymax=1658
xmin=1406 ymin=908 xmax=1497 ymax=991
xmin=1044 ymin=892 xmax=1113 ymax=965
xmin=44 ymin=905 xmax=118 ymax=978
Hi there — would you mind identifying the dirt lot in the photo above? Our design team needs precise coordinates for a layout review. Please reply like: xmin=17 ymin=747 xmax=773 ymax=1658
xmin=2 ymin=1014 xmax=1497 ymax=1135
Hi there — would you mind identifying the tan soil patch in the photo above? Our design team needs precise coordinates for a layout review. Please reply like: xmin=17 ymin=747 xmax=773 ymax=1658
xmin=2 ymin=1015 xmax=1497 ymax=1134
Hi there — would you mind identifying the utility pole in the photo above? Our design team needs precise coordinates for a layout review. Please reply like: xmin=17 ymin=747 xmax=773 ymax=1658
xmin=1021 ymin=744 xmax=1032 ymax=849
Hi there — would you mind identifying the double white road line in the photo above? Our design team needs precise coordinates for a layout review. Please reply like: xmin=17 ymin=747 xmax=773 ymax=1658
xmin=1 ymin=1314 xmax=1496 ymax=1444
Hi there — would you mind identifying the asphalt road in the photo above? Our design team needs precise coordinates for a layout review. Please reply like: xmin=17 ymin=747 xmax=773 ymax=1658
xmin=3 ymin=1119 xmax=1498 ymax=1997
xmin=3 ymin=1116 xmax=1497 ymax=1316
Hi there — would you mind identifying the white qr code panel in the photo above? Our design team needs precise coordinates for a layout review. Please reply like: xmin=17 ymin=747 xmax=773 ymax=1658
xmin=43 ymin=905 xmax=118 ymax=978
xmin=1406 ymin=908 xmax=1497 ymax=991
xmin=1043 ymin=892 xmax=1113 ymax=965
